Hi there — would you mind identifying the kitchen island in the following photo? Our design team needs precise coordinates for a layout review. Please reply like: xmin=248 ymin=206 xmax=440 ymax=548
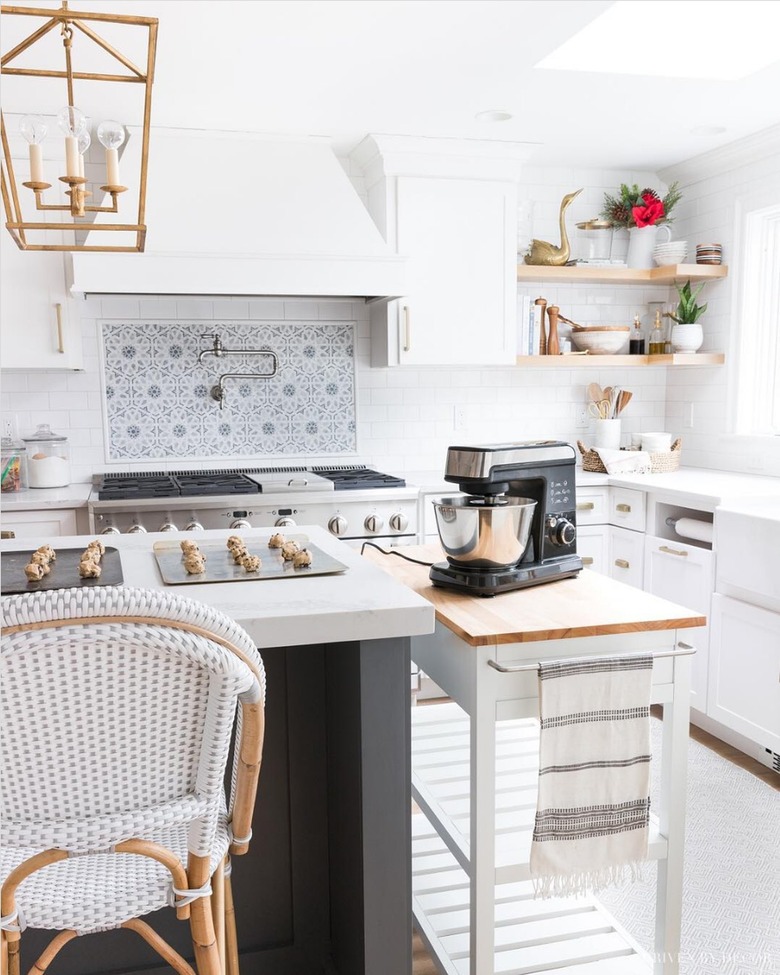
xmin=365 ymin=544 xmax=705 ymax=975
xmin=0 ymin=527 xmax=434 ymax=975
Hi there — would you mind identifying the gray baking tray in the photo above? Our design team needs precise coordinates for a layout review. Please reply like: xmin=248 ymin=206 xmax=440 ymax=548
xmin=1 ymin=546 xmax=123 ymax=595
xmin=153 ymin=538 xmax=347 ymax=585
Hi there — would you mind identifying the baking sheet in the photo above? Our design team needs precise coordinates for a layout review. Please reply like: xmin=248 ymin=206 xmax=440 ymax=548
xmin=152 ymin=537 xmax=347 ymax=585
xmin=1 ymin=546 xmax=123 ymax=595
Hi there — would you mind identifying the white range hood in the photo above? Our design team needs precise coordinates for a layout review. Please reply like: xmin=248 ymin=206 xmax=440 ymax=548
xmin=70 ymin=129 xmax=405 ymax=299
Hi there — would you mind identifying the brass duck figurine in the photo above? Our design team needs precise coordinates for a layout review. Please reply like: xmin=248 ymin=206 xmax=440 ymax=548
xmin=524 ymin=188 xmax=583 ymax=266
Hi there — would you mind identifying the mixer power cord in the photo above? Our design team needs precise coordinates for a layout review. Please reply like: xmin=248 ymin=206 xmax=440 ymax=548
xmin=360 ymin=541 xmax=435 ymax=567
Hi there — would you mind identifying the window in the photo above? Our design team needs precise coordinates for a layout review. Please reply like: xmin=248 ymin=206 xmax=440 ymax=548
xmin=734 ymin=203 xmax=780 ymax=436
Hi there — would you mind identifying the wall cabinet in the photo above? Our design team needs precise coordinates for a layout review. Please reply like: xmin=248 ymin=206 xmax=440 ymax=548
xmin=708 ymin=594 xmax=780 ymax=754
xmin=644 ymin=533 xmax=714 ymax=709
xmin=0 ymin=226 xmax=82 ymax=371
xmin=353 ymin=135 xmax=528 ymax=367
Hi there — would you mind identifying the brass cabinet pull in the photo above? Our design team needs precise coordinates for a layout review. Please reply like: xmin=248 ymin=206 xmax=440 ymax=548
xmin=1 ymin=530 xmax=16 ymax=539
xmin=581 ymin=556 xmax=594 ymax=566
xmin=402 ymin=305 xmax=411 ymax=352
xmin=55 ymin=303 xmax=64 ymax=353
xmin=616 ymin=503 xmax=632 ymax=513
xmin=614 ymin=558 xmax=630 ymax=569
xmin=577 ymin=501 xmax=595 ymax=511
xmin=659 ymin=544 xmax=688 ymax=558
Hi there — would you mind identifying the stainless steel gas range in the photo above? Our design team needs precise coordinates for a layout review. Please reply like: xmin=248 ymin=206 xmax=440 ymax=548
xmin=88 ymin=465 xmax=419 ymax=546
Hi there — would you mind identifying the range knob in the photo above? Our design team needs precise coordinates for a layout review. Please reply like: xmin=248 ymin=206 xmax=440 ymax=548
xmin=159 ymin=522 xmax=178 ymax=532
xmin=275 ymin=516 xmax=297 ymax=527
xmin=184 ymin=521 xmax=204 ymax=532
xmin=127 ymin=524 xmax=147 ymax=534
xmin=99 ymin=526 xmax=121 ymax=535
xmin=364 ymin=514 xmax=384 ymax=534
xmin=230 ymin=519 xmax=252 ymax=530
xmin=328 ymin=514 xmax=348 ymax=537
xmin=389 ymin=512 xmax=408 ymax=533
xmin=549 ymin=517 xmax=576 ymax=546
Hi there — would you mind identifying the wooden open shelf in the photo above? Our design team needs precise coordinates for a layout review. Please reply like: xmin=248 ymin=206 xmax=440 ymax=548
xmin=515 ymin=352 xmax=725 ymax=367
xmin=516 ymin=263 xmax=728 ymax=285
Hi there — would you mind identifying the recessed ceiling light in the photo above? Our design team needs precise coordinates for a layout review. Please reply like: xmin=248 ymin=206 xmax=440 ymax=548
xmin=475 ymin=110 xmax=513 ymax=123
xmin=536 ymin=1 xmax=780 ymax=81
xmin=691 ymin=125 xmax=727 ymax=136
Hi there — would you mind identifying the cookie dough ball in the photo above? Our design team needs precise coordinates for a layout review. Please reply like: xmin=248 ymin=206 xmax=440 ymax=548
xmin=281 ymin=541 xmax=300 ymax=561
xmin=30 ymin=551 xmax=52 ymax=569
xmin=268 ymin=533 xmax=285 ymax=549
xmin=183 ymin=553 xmax=207 ymax=575
xmin=35 ymin=544 xmax=57 ymax=563
xmin=181 ymin=539 xmax=200 ymax=555
xmin=79 ymin=560 xmax=102 ymax=579
xmin=226 ymin=535 xmax=244 ymax=551
xmin=80 ymin=548 xmax=101 ymax=564
xmin=240 ymin=553 xmax=262 ymax=572
xmin=231 ymin=545 xmax=248 ymax=564
xmin=87 ymin=539 xmax=105 ymax=556
xmin=292 ymin=549 xmax=312 ymax=568
xmin=24 ymin=562 xmax=46 ymax=582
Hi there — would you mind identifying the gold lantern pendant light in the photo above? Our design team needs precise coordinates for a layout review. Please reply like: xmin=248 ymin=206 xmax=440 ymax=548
xmin=0 ymin=1 xmax=157 ymax=252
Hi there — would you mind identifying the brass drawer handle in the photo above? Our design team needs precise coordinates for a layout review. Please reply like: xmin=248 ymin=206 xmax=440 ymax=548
xmin=616 ymin=503 xmax=632 ymax=513
xmin=402 ymin=305 xmax=411 ymax=352
xmin=1 ymin=530 xmax=16 ymax=539
xmin=614 ymin=558 xmax=630 ymax=569
xmin=581 ymin=556 xmax=594 ymax=566
xmin=577 ymin=501 xmax=595 ymax=511
xmin=659 ymin=545 xmax=688 ymax=558
xmin=55 ymin=302 xmax=64 ymax=353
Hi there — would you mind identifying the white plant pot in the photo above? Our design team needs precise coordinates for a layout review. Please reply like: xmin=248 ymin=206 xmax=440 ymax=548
xmin=671 ymin=323 xmax=703 ymax=353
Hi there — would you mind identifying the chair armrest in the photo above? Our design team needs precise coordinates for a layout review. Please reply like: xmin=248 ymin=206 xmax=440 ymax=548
xmin=229 ymin=698 xmax=265 ymax=855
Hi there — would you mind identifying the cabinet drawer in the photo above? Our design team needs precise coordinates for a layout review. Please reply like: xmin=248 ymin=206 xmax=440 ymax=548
xmin=575 ymin=488 xmax=608 ymax=526
xmin=609 ymin=487 xmax=645 ymax=531
xmin=576 ymin=525 xmax=608 ymax=574
xmin=609 ymin=526 xmax=644 ymax=589
xmin=0 ymin=509 xmax=79 ymax=538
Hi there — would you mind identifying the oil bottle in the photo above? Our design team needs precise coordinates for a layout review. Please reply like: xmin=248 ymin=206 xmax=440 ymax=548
xmin=629 ymin=314 xmax=645 ymax=355
xmin=649 ymin=309 xmax=665 ymax=355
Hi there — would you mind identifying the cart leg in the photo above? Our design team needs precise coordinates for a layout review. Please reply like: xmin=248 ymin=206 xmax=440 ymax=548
xmin=654 ymin=641 xmax=692 ymax=975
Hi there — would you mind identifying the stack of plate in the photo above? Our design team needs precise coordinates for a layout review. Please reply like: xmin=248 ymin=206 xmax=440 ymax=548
xmin=653 ymin=240 xmax=688 ymax=266
xmin=696 ymin=243 xmax=723 ymax=265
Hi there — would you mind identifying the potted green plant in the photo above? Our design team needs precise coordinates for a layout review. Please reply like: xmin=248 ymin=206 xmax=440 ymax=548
xmin=667 ymin=279 xmax=707 ymax=352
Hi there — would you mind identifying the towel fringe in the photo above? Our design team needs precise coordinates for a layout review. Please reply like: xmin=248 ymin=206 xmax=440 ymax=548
xmin=532 ymin=859 xmax=645 ymax=900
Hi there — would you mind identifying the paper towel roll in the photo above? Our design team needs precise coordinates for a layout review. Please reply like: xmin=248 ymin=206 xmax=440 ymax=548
xmin=674 ymin=518 xmax=713 ymax=544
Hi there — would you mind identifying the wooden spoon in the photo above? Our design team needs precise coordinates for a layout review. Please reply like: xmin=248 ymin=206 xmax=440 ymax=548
xmin=587 ymin=382 xmax=603 ymax=403
xmin=617 ymin=390 xmax=633 ymax=414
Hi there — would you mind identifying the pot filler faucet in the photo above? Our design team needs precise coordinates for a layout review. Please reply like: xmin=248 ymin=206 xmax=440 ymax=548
xmin=198 ymin=333 xmax=278 ymax=409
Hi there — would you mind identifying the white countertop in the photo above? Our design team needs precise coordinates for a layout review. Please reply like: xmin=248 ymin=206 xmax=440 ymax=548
xmin=0 ymin=482 xmax=92 ymax=511
xmin=0 ymin=526 xmax=435 ymax=649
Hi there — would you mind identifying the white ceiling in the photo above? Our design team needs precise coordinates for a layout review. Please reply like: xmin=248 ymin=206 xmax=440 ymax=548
xmin=3 ymin=0 xmax=780 ymax=170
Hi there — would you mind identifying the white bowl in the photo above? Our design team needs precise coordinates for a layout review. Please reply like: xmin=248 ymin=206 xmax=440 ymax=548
xmin=641 ymin=432 xmax=673 ymax=452
xmin=570 ymin=327 xmax=630 ymax=355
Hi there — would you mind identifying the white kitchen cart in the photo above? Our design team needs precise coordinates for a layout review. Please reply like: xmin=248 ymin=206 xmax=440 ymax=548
xmin=367 ymin=550 xmax=703 ymax=975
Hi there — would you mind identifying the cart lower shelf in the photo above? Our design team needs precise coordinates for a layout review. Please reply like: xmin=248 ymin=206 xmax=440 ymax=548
xmin=412 ymin=701 xmax=655 ymax=974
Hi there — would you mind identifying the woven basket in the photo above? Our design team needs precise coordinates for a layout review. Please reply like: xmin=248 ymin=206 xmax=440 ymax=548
xmin=577 ymin=438 xmax=682 ymax=474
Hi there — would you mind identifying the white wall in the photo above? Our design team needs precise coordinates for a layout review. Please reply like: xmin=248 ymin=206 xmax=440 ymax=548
xmin=2 ymin=142 xmax=777 ymax=481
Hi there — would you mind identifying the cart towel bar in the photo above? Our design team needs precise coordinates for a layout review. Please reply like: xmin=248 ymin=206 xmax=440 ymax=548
xmin=488 ymin=642 xmax=695 ymax=674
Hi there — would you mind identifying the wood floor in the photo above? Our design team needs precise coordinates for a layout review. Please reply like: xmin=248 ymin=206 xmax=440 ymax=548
xmin=410 ymin=709 xmax=778 ymax=974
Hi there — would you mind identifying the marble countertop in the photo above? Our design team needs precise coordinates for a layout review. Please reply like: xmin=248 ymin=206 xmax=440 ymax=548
xmin=0 ymin=482 xmax=92 ymax=511
xmin=0 ymin=526 xmax=435 ymax=649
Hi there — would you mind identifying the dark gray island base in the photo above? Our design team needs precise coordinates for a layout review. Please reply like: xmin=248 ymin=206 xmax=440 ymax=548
xmin=16 ymin=638 xmax=413 ymax=975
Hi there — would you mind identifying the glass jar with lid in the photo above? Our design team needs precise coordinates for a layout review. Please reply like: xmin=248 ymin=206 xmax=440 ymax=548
xmin=22 ymin=423 xmax=71 ymax=488
xmin=575 ymin=220 xmax=614 ymax=263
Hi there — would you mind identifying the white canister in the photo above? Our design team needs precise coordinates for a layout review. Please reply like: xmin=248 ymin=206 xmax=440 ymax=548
xmin=592 ymin=418 xmax=622 ymax=450
xmin=641 ymin=431 xmax=673 ymax=452
xmin=22 ymin=423 xmax=71 ymax=488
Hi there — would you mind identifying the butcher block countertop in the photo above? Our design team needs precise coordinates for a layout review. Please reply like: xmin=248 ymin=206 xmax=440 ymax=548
xmin=363 ymin=543 xmax=705 ymax=647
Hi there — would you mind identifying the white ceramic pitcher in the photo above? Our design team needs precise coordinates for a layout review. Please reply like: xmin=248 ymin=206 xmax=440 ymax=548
xmin=626 ymin=224 xmax=671 ymax=269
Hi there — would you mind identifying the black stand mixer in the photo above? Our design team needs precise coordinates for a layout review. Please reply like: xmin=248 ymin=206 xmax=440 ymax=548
xmin=429 ymin=441 xmax=583 ymax=596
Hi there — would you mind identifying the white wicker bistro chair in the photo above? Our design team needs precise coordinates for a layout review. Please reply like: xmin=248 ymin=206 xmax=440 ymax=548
xmin=0 ymin=586 xmax=266 ymax=975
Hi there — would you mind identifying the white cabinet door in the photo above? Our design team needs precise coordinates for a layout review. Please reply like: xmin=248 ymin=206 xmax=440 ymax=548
xmin=377 ymin=176 xmax=516 ymax=366
xmin=1 ymin=509 xmax=79 ymax=538
xmin=609 ymin=526 xmax=644 ymax=589
xmin=575 ymin=487 xmax=608 ymax=526
xmin=644 ymin=534 xmax=714 ymax=709
xmin=609 ymin=487 xmax=645 ymax=532
xmin=0 ymin=230 xmax=82 ymax=370
xmin=576 ymin=525 xmax=608 ymax=574
xmin=708 ymin=594 xmax=780 ymax=753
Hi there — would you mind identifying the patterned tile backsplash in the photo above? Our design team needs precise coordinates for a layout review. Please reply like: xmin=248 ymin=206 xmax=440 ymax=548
xmin=101 ymin=321 xmax=357 ymax=460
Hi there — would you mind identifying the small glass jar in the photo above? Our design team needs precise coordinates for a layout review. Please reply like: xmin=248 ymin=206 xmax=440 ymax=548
xmin=575 ymin=220 xmax=614 ymax=262
xmin=1 ymin=439 xmax=28 ymax=492
xmin=22 ymin=423 xmax=71 ymax=488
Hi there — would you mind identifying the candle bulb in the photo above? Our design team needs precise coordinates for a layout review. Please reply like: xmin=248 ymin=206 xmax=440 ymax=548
xmin=57 ymin=106 xmax=86 ymax=180
xmin=97 ymin=120 xmax=126 ymax=187
xmin=77 ymin=129 xmax=91 ymax=181
xmin=65 ymin=136 xmax=79 ymax=178
xmin=19 ymin=116 xmax=48 ymax=184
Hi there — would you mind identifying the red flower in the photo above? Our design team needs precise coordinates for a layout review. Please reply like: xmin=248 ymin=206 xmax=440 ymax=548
xmin=632 ymin=200 xmax=665 ymax=227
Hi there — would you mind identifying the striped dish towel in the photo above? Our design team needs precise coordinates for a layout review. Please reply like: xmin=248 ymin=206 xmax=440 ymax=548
xmin=529 ymin=654 xmax=653 ymax=898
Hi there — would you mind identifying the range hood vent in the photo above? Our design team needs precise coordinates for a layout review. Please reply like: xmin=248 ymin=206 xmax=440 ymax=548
xmin=70 ymin=129 xmax=405 ymax=299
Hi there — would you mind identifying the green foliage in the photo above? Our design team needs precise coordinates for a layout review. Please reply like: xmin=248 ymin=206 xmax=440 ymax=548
xmin=669 ymin=279 xmax=708 ymax=324
xmin=600 ymin=181 xmax=682 ymax=228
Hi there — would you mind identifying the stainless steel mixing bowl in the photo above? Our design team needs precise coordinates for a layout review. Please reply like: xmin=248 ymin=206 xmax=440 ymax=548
xmin=432 ymin=495 xmax=537 ymax=568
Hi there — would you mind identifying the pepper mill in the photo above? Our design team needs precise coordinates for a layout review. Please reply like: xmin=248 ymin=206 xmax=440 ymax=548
xmin=546 ymin=305 xmax=561 ymax=356
xmin=534 ymin=297 xmax=548 ymax=355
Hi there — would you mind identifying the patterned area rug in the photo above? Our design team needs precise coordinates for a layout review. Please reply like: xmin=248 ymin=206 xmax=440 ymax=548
xmin=596 ymin=719 xmax=780 ymax=974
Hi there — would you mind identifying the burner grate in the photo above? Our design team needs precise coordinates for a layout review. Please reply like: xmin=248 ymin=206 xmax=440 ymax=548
xmin=315 ymin=468 xmax=406 ymax=490
xmin=172 ymin=473 xmax=260 ymax=496
xmin=97 ymin=475 xmax=178 ymax=500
